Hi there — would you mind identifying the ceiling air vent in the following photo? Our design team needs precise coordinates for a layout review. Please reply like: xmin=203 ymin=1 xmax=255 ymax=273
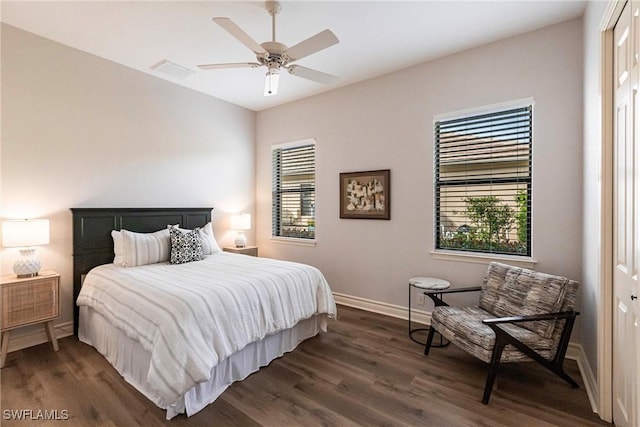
xmin=151 ymin=60 xmax=195 ymax=80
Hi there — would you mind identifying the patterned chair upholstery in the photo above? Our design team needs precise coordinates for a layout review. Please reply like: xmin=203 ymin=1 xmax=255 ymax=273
xmin=423 ymin=262 xmax=580 ymax=404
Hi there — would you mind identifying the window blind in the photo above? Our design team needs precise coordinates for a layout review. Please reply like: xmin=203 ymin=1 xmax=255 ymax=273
xmin=272 ymin=142 xmax=316 ymax=239
xmin=435 ymin=106 xmax=532 ymax=256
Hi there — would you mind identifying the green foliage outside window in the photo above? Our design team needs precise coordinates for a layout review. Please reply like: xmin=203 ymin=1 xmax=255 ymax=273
xmin=464 ymin=196 xmax=514 ymax=243
xmin=515 ymin=190 xmax=528 ymax=245
xmin=440 ymin=192 xmax=529 ymax=255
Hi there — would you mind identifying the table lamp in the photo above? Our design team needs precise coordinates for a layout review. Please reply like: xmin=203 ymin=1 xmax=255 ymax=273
xmin=2 ymin=219 xmax=50 ymax=278
xmin=230 ymin=213 xmax=251 ymax=248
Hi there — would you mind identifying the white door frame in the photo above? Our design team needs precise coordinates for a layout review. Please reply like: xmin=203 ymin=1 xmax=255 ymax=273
xmin=599 ymin=0 xmax=627 ymax=422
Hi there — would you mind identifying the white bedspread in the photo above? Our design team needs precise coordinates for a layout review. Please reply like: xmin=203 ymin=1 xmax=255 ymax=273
xmin=76 ymin=252 xmax=336 ymax=407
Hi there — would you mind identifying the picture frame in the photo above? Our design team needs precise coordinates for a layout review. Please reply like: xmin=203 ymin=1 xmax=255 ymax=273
xmin=339 ymin=169 xmax=390 ymax=220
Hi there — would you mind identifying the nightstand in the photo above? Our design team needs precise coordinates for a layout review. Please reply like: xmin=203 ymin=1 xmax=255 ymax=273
xmin=223 ymin=246 xmax=258 ymax=257
xmin=1 ymin=271 xmax=60 ymax=368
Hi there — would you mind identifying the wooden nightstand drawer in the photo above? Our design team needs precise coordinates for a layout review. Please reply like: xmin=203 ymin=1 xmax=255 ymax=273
xmin=1 ymin=271 xmax=61 ymax=368
xmin=2 ymin=274 xmax=59 ymax=330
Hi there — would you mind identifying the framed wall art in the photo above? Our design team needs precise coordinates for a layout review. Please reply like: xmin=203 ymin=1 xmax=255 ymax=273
xmin=339 ymin=169 xmax=390 ymax=220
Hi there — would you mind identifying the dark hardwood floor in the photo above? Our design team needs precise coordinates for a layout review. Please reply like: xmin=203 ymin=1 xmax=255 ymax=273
xmin=1 ymin=305 xmax=609 ymax=426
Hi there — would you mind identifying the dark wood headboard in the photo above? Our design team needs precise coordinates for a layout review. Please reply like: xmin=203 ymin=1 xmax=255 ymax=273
xmin=70 ymin=207 xmax=213 ymax=335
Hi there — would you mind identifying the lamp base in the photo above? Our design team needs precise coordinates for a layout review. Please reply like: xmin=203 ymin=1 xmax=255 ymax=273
xmin=13 ymin=248 xmax=42 ymax=278
xmin=234 ymin=231 xmax=247 ymax=248
xmin=17 ymin=273 xmax=39 ymax=279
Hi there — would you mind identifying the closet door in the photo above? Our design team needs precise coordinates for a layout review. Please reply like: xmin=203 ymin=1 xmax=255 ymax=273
xmin=612 ymin=2 xmax=640 ymax=426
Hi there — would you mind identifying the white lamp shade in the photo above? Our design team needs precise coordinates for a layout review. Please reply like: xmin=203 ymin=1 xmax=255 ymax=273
xmin=230 ymin=213 xmax=251 ymax=231
xmin=2 ymin=219 xmax=50 ymax=247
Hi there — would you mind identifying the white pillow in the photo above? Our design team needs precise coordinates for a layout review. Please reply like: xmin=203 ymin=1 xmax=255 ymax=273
xmin=112 ymin=230 xmax=125 ymax=266
xmin=200 ymin=222 xmax=222 ymax=254
xmin=122 ymin=228 xmax=171 ymax=267
xmin=167 ymin=222 xmax=221 ymax=255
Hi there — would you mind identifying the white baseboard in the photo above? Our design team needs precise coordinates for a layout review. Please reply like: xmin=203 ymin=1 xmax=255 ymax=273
xmin=6 ymin=322 xmax=74 ymax=353
xmin=334 ymin=291 xmax=598 ymax=413
xmin=333 ymin=291 xmax=431 ymax=325
xmin=566 ymin=342 xmax=599 ymax=414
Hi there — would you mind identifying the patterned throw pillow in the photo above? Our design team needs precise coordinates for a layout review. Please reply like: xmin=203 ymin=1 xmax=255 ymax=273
xmin=169 ymin=226 xmax=204 ymax=264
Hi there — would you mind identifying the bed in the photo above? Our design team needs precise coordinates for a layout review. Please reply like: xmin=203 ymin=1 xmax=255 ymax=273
xmin=71 ymin=208 xmax=336 ymax=419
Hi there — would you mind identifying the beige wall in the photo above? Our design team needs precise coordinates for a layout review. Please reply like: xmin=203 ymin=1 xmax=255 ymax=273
xmin=256 ymin=19 xmax=584 ymax=330
xmin=1 ymin=15 xmax=592 ymax=361
xmin=1 ymin=24 xmax=256 ymax=339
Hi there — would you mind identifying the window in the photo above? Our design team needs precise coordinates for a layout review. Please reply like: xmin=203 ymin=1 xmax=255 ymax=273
xmin=434 ymin=104 xmax=532 ymax=256
xmin=272 ymin=139 xmax=316 ymax=240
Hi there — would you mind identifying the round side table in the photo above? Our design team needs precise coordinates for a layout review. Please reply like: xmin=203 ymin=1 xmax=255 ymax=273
xmin=408 ymin=276 xmax=450 ymax=347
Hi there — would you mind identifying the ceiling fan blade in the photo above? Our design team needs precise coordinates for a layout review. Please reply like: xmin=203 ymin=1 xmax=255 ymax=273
xmin=198 ymin=62 xmax=261 ymax=70
xmin=213 ymin=17 xmax=268 ymax=56
xmin=287 ymin=65 xmax=340 ymax=85
xmin=285 ymin=29 xmax=339 ymax=61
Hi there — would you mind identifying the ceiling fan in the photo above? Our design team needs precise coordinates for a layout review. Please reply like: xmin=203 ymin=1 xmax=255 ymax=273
xmin=198 ymin=1 xmax=340 ymax=96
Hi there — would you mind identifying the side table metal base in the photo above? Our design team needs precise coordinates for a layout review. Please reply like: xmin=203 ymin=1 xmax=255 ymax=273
xmin=408 ymin=279 xmax=450 ymax=348
xmin=409 ymin=326 xmax=449 ymax=347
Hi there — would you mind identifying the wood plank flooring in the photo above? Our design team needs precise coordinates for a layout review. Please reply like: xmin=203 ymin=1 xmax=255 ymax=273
xmin=0 ymin=305 xmax=609 ymax=426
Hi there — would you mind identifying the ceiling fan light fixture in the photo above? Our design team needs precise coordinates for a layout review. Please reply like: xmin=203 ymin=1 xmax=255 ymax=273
xmin=264 ymin=68 xmax=280 ymax=96
xmin=201 ymin=1 xmax=340 ymax=95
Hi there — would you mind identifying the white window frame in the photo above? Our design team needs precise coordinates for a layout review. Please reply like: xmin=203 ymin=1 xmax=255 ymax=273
xmin=431 ymin=98 xmax=536 ymax=266
xmin=271 ymin=138 xmax=317 ymax=245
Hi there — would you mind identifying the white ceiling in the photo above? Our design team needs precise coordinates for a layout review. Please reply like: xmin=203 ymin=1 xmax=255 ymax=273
xmin=1 ymin=1 xmax=586 ymax=112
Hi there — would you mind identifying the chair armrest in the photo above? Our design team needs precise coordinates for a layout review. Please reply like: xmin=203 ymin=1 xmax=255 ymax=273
xmin=423 ymin=286 xmax=482 ymax=308
xmin=482 ymin=311 xmax=580 ymax=325
xmin=422 ymin=286 xmax=482 ymax=295
xmin=483 ymin=310 xmax=581 ymax=372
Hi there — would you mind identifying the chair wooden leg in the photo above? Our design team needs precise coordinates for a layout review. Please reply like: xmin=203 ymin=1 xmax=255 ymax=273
xmin=551 ymin=363 xmax=579 ymax=388
xmin=424 ymin=327 xmax=436 ymax=356
xmin=482 ymin=338 xmax=508 ymax=404
xmin=486 ymin=320 xmax=581 ymax=394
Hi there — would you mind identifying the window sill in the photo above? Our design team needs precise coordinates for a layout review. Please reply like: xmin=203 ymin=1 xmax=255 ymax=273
xmin=270 ymin=237 xmax=317 ymax=247
xmin=430 ymin=249 xmax=537 ymax=269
